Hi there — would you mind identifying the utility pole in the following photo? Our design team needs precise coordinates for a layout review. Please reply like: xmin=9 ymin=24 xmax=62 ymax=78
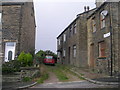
xmin=109 ymin=2 xmax=113 ymax=76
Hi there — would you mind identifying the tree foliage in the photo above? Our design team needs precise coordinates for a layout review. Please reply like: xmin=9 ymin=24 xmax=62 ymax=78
xmin=34 ymin=50 xmax=57 ymax=64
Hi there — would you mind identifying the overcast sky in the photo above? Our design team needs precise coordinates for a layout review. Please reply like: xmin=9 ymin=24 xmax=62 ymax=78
xmin=33 ymin=0 xmax=96 ymax=53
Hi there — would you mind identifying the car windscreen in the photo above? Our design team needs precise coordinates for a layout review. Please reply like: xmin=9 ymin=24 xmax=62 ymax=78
xmin=45 ymin=56 xmax=53 ymax=59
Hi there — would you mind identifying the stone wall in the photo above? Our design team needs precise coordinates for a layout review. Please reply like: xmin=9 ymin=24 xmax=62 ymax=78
xmin=57 ymin=9 xmax=95 ymax=68
xmin=19 ymin=2 xmax=36 ymax=53
xmin=2 ymin=5 xmax=21 ymax=57
xmin=20 ymin=67 xmax=40 ymax=80
xmin=87 ymin=2 xmax=119 ymax=76
xmin=2 ymin=2 xmax=36 ymax=62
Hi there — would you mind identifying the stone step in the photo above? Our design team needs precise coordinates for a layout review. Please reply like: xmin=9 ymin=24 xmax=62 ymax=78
xmin=2 ymin=75 xmax=21 ymax=82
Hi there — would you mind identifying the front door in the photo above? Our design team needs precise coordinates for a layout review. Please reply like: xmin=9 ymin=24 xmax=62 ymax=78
xmin=4 ymin=42 xmax=16 ymax=62
xmin=8 ymin=51 xmax=13 ymax=60
xmin=90 ymin=44 xmax=95 ymax=68
xmin=68 ymin=47 xmax=71 ymax=64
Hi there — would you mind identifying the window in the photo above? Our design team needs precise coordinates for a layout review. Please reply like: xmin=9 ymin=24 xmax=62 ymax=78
xmin=7 ymin=42 xmax=15 ymax=46
xmin=58 ymin=38 xmax=60 ymax=45
xmin=63 ymin=49 xmax=65 ymax=57
xmin=100 ymin=11 xmax=106 ymax=28
xmin=58 ymin=52 xmax=60 ymax=58
xmin=73 ymin=45 xmax=76 ymax=57
xmin=63 ymin=33 xmax=66 ymax=42
xmin=98 ymin=41 xmax=106 ymax=57
xmin=92 ymin=19 xmax=96 ymax=32
xmin=69 ymin=26 xmax=72 ymax=37
xmin=73 ymin=23 xmax=77 ymax=34
xmin=0 ymin=13 xmax=2 ymax=23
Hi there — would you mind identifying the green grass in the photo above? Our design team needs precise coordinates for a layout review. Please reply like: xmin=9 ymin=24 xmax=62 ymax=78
xmin=46 ymin=64 xmax=69 ymax=81
xmin=53 ymin=69 xmax=68 ymax=81
xmin=45 ymin=64 xmax=85 ymax=82
xmin=37 ymin=72 xmax=49 ymax=83
xmin=56 ymin=64 xmax=85 ymax=80
xmin=64 ymin=68 xmax=85 ymax=80
xmin=22 ymin=77 xmax=31 ymax=82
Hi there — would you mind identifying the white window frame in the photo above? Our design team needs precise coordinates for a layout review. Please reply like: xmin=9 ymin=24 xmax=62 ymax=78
xmin=63 ymin=33 xmax=66 ymax=42
xmin=73 ymin=45 xmax=76 ymax=58
xmin=63 ymin=49 xmax=65 ymax=57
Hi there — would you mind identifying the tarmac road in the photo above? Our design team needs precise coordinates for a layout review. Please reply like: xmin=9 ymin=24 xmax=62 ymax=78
xmin=31 ymin=80 xmax=118 ymax=88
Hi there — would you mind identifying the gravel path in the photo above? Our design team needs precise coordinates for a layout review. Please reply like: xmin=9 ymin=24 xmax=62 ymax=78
xmin=44 ymin=71 xmax=59 ymax=83
xmin=31 ymin=64 xmax=84 ymax=88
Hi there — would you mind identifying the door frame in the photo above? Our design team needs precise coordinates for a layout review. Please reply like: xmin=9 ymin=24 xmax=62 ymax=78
xmin=4 ymin=42 xmax=16 ymax=62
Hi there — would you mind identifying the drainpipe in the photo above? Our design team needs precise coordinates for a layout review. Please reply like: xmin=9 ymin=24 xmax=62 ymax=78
xmin=109 ymin=2 xmax=113 ymax=76
xmin=18 ymin=4 xmax=23 ymax=55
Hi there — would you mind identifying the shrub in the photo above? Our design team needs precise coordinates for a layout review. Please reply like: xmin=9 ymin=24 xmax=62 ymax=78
xmin=18 ymin=51 xmax=27 ymax=67
xmin=18 ymin=51 xmax=33 ymax=67
xmin=26 ymin=53 xmax=33 ymax=66
xmin=2 ymin=60 xmax=21 ymax=74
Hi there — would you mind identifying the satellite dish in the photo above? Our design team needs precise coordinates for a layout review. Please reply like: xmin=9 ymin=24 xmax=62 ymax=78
xmin=101 ymin=10 xmax=108 ymax=16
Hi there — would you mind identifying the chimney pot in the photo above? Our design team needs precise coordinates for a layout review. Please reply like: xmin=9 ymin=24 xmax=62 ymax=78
xmin=84 ymin=6 xmax=86 ymax=12
xmin=87 ymin=6 xmax=90 ymax=11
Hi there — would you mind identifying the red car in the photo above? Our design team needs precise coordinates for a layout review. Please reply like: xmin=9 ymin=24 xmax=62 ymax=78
xmin=43 ymin=55 xmax=55 ymax=65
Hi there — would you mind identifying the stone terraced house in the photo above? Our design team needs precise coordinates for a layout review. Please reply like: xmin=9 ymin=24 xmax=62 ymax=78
xmin=57 ymin=7 xmax=95 ymax=68
xmin=57 ymin=0 xmax=120 ymax=76
xmin=87 ymin=1 xmax=120 ymax=76
xmin=0 ymin=0 xmax=36 ymax=63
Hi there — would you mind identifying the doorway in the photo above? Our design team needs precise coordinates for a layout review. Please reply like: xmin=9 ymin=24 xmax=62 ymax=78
xmin=68 ymin=47 xmax=71 ymax=64
xmin=4 ymin=42 xmax=16 ymax=62
xmin=90 ymin=44 xmax=95 ymax=68
xmin=8 ymin=51 xmax=13 ymax=60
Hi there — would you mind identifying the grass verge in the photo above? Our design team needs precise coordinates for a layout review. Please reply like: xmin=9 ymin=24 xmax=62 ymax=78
xmin=57 ymin=64 xmax=85 ymax=80
xmin=53 ymin=68 xmax=68 ymax=81
xmin=37 ymin=72 xmax=49 ymax=84
xmin=46 ymin=64 xmax=69 ymax=81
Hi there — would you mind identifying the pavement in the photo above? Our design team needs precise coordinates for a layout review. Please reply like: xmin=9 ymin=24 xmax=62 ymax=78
xmin=2 ymin=81 xmax=37 ymax=90
xmin=69 ymin=67 xmax=119 ymax=85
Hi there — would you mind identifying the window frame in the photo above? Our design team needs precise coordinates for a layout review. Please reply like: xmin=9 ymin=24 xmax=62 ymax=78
xmin=63 ymin=33 xmax=66 ymax=42
xmin=63 ymin=49 xmax=66 ymax=57
xmin=92 ymin=18 xmax=96 ymax=33
xmin=73 ymin=22 xmax=77 ymax=34
xmin=58 ymin=38 xmax=61 ymax=45
xmin=73 ymin=45 xmax=76 ymax=58
xmin=98 ymin=41 xmax=106 ymax=57
xmin=69 ymin=26 xmax=72 ymax=37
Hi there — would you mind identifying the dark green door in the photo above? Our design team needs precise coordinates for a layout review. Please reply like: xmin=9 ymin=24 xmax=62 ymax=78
xmin=8 ymin=51 xmax=12 ymax=60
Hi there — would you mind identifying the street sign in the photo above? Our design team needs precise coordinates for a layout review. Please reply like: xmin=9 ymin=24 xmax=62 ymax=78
xmin=104 ymin=32 xmax=110 ymax=38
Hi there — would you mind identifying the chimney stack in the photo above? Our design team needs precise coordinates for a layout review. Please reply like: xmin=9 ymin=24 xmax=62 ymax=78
xmin=87 ymin=6 xmax=90 ymax=11
xmin=84 ymin=6 xmax=86 ymax=12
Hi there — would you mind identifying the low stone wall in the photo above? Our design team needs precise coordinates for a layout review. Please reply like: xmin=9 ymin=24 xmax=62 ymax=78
xmin=2 ymin=67 xmax=40 ymax=82
xmin=20 ymin=67 xmax=40 ymax=80
xmin=96 ymin=59 xmax=109 ymax=75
